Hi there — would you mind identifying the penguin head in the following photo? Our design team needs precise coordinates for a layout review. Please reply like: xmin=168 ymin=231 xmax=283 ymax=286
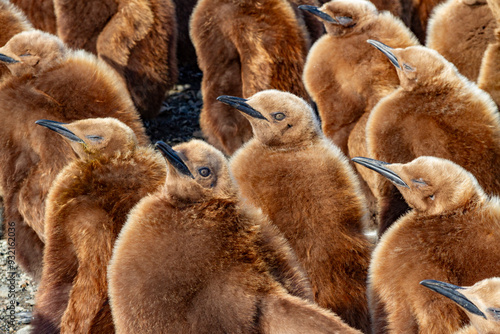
xmin=0 ymin=30 xmax=67 ymax=77
xmin=217 ymin=90 xmax=321 ymax=148
xmin=155 ymin=139 xmax=236 ymax=203
xmin=352 ymin=156 xmax=484 ymax=215
xmin=35 ymin=117 xmax=138 ymax=159
xmin=299 ymin=0 xmax=377 ymax=37
xmin=420 ymin=278 xmax=500 ymax=333
xmin=367 ymin=40 xmax=458 ymax=92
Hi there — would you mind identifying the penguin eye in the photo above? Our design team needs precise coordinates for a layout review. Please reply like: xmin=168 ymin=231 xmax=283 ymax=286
xmin=403 ymin=63 xmax=415 ymax=72
xmin=487 ymin=308 xmax=500 ymax=320
xmin=429 ymin=194 xmax=435 ymax=201
xmin=272 ymin=112 xmax=286 ymax=121
xmin=86 ymin=135 xmax=103 ymax=142
xmin=20 ymin=52 xmax=31 ymax=57
xmin=198 ymin=167 xmax=211 ymax=177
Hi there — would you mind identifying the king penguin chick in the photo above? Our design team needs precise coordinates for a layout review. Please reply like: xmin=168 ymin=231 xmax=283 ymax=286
xmin=221 ymin=90 xmax=373 ymax=333
xmin=352 ymin=156 xmax=500 ymax=334
xmin=477 ymin=0 xmax=500 ymax=106
xmin=54 ymin=0 xmax=178 ymax=118
xmin=300 ymin=1 xmax=418 ymax=229
xmin=426 ymin=0 xmax=496 ymax=82
xmin=10 ymin=0 xmax=57 ymax=34
xmin=301 ymin=0 xmax=419 ymax=156
xmin=421 ymin=278 xmax=500 ymax=334
xmin=32 ymin=118 xmax=165 ymax=334
xmin=0 ymin=0 xmax=32 ymax=82
xmin=365 ymin=40 xmax=500 ymax=236
xmin=0 ymin=30 xmax=148 ymax=280
xmin=108 ymin=139 xmax=362 ymax=334
xmin=190 ymin=0 xmax=311 ymax=156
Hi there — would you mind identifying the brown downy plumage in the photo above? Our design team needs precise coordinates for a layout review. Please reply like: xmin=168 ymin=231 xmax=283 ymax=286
xmin=54 ymin=0 xmax=178 ymax=118
xmin=222 ymin=90 xmax=372 ymax=333
xmin=301 ymin=0 xmax=419 ymax=155
xmin=315 ymin=0 xmax=443 ymax=43
xmin=32 ymin=118 xmax=165 ymax=334
xmin=10 ymin=0 xmax=57 ymax=34
xmin=365 ymin=41 xmax=500 ymax=235
xmin=404 ymin=0 xmax=445 ymax=43
xmin=426 ymin=0 xmax=496 ymax=82
xmin=301 ymin=0 xmax=418 ymax=230
xmin=108 ymin=139 xmax=361 ymax=334
xmin=0 ymin=0 xmax=32 ymax=82
xmin=190 ymin=0 xmax=311 ymax=156
xmin=352 ymin=156 xmax=500 ymax=334
xmin=421 ymin=278 xmax=500 ymax=334
xmin=477 ymin=0 xmax=500 ymax=106
xmin=288 ymin=0 xmax=326 ymax=44
xmin=316 ymin=0 xmax=402 ymax=18
xmin=0 ymin=30 xmax=147 ymax=280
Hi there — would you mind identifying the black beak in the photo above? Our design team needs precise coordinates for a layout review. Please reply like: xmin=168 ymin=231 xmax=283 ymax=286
xmin=35 ymin=119 xmax=85 ymax=143
xmin=367 ymin=39 xmax=401 ymax=69
xmin=298 ymin=5 xmax=337 ymax=23
xmin=0 ymin=53 xmax=19 ymax=64
xmin=351 ymin=157 xmax=409 ymax=188
xmin=420 ymin=280 xmax=487 ymax=319
xmin=217 ymin=95 xmax=268 ymax=121
xmin=155 ymin=141 xmax=195 ymax=179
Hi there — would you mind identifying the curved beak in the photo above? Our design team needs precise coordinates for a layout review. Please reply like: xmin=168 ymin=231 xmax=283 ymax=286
xmin=298 ymin=5 xmax=337 ymax=23
xmin=35 ymin=119 xmax=85 ymax=143
xmin=155 ymin=141 xmax=195 ymax=179
xmin=351 ymin=157 xmax=409 ymax=188
xmin=420 ymin=280 xmax=487 ymax=319
xmin=367 ymin=39 xmax=401 ymax=69
xmin=217 ymin=95 xmax=268 ymax=121
xmin=0 ymin=53 xmax=19 ymax=64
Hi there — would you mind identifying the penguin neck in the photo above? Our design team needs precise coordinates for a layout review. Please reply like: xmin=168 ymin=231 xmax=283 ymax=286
xmin=260 ymin=132 xmax=321 ymax=152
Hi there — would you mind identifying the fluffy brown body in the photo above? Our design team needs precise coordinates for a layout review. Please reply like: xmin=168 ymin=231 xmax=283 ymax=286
xmin=366 ymin=44 xmax=500 ymax=235
xmin=303 ymin=0 xmax=418 ymax=155
xmin=228 ymin=90 xmax=372 ymax=333
xmin=0 ymin=30 xmax=147 ymax=280
xmin=10 ymin=0 xmax=57 ymax=34
xmin=54 ymin=0 xmax=178 ymax=118
xmin=0 ymin=0 xmax=31 ymax=81
xmin=32 ymin=118 xmax=165 ymax=333
xmin=477 ymin=0 xmax=500 ymax=106
xmin=288 ymin=0 xmax=326 ymax=44
xmin=190 ymin=0 xmax=311 ymax=155
xmin=109 ymin=139 xmax=361 ymax=334
xmin=302 ymin=0 xmax=418 ymax=229
xmin=365 ymin=157 xmax=500 ymax=333
xmin=426 ymin=0 xmax=496 ymax=82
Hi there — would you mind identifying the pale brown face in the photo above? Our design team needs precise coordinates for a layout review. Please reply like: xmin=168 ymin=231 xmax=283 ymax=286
xmin=217 ymin=90 xmax=321 ymax=148
xmin=367 ymin=41 xmax=456 ymax=91
xmin=421 ymin=278 xmax=500 ymax=333
xmin=35 ymin=117 xmax=138 ymax=159
xmin=299 ymin=0 xmax=377 ymax=36
xmin=352 ymin=156 xmax=481 ymax=215
xmin=156 ymin=139 xmax=235 ymax=202
xmin=0 ymin=30 xmax=66 ymax=77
